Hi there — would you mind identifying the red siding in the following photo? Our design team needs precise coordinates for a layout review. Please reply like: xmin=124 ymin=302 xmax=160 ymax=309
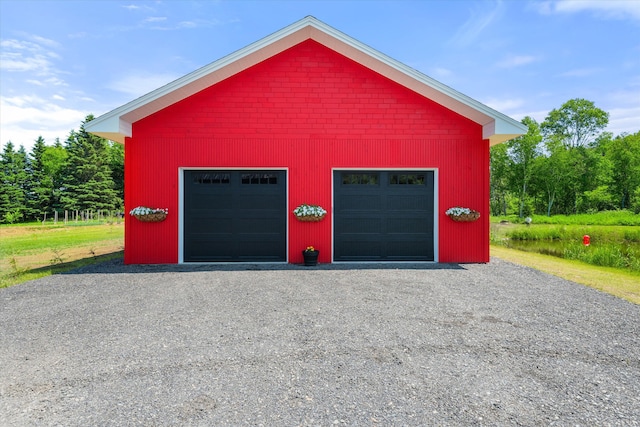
xmin=125 ymin=39 xmax=489 ymax=264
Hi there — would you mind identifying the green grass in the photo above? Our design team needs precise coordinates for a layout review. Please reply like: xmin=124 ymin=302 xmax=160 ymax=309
xmin=492 ymin=210 xmax=640 ymax=226
xmin=499 ymin=224 xmax=640 ymax=243
xmin=2 ymin=251 xmax=124 ymax=288
xmin=1 ymin=221 xmax=124 ymax=288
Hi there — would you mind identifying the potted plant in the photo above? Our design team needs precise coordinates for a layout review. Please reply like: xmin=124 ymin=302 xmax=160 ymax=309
xmin=302 ymin=246 xmax=319 ymax=266
xmin=293 ymin=204 xmax=327 ymax=222
xmin=445 ymin=207 xmax=480 ymax=222
xmin=129 ymin=206 xmax=168 ymax=222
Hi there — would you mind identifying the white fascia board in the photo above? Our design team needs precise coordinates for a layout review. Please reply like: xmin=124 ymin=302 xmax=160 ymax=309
xmin=84 ymin=16 xmax=526 ymax=144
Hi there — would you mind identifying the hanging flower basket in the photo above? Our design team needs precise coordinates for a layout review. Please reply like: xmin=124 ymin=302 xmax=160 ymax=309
xmin=129 ymin=206 xmax=168 ymax=223
xmin=293 ymin=204 xmax=327 ymax=222
xmin=297 ymin=214 xmax=326 ymax=222
xmin=446 ymin=207 xmax=480 ymax=222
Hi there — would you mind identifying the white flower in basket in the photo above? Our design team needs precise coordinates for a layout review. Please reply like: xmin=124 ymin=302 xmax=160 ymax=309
xmin=129 ymin=206 xmax=168 ymax=222
xmin=445 ymin=207 xmax=480 ymax=222
xmin=293 ymin=204 xmax=327 ymax=222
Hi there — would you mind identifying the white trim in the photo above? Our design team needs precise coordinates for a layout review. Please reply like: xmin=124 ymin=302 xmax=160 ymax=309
xmin=84 ymin=16 xmax=526 ymax=145
xmin=331 ymin=168 xmax=438 ymax=263
xmin=178 ymin=167 xmax=289 ymax=264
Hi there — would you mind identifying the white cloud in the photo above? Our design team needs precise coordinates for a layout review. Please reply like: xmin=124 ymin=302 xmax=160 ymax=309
xmin=510 ymin=109 xmax=549 ymax=124
xmin=144 ymin=16 xmax=167 ymax=23
xmin=177 ymin=21 xmax=199 ymax=29
xmin=483 ymin=97 xmax=525 ymax=114
xmin=107 ymin=73 xmax=180 ymax=98
xmin=496 ymin=55 xmax=539 ymax=68
xmin=29 ymin=35 xmax=60 ymax=48
xmin=533 ymin=0 xmax=640 ymax=21
xmin=448 ymin=0 xmax=505 ymax=47
xmin=558 ymin=68 xmax=601 ymax=78
xmin=430 ymin=67 xmax=453 ymax=78
xmin=0 ymin=37 xmax=62 ymax=81
xmin=0 ymin=95 xmax=87 ymax=149
xmin=607 ymin=105 xmax=640 ymax=136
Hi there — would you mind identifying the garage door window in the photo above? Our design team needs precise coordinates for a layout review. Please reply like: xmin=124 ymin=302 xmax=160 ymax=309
xmin=389 ymin=174 xmax=426 ymax=185
xmin=341 ymin=173 xmax=379 ymax=185
xmin=193 ymin=172 xmax=230 ymax=184
xmin=241 ymin=173 xmax=279 ymax=185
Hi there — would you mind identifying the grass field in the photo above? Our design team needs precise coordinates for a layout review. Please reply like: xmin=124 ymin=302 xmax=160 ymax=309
xmin=1 ymin=222 xmax=124 ymax=288
xmin=491 ymin=210 xmax=640 ymax=226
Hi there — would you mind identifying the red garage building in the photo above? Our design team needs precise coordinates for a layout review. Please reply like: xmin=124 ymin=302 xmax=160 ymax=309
xmin=86 ymin=16 xmax=526 ymax=265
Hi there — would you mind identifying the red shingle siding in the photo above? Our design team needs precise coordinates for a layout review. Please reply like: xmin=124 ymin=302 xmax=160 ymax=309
xmin=125 ymin=39 xmax=488 ymax=264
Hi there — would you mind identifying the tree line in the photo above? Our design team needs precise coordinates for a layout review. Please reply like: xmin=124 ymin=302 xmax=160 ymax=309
xmin=491 ymin=98 xmax=640 ymax=217
xmin=0 ymin=115 xmax=124 ymax=224
xmin=2 ymin=100 xmax=638 ymax=224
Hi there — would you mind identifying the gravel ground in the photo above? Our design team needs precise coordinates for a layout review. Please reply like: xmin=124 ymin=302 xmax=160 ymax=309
xmin=1 ymin=258 xmax=639 ymax=426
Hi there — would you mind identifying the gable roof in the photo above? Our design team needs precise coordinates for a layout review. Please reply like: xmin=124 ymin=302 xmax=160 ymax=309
xmin=85 ymin=16 xmax=526 ymax=145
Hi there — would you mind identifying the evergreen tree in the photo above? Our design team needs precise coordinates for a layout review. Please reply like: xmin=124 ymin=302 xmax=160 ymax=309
xmin=108 ymin=141 xmax=124 ymax=209
xmin=26 ymin=136 xmax=54 ymax=221
xmin=0 ymin=142 xmax=28 ymax=223
xmin=60 ymin=115 xmax=118 ymax=212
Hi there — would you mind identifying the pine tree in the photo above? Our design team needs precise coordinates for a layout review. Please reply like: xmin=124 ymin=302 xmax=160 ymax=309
xmin=0 ymin=142 xmax=28 ymax=223
xmin=25 ymin=136 xmax=54 ymax=221
xmin=108 ymin=141 xmax=124 ymax=209
xmin=60 ymin=115 xmax=118 ymax=212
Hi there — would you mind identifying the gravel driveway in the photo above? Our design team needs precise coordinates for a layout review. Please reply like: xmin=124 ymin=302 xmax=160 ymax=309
xmin=1 ymin=258 xmax=639 ymax=426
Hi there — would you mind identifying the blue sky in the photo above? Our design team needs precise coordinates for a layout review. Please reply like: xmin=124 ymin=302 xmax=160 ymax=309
xmin=1 ymin=0 xmax=639 ymax=151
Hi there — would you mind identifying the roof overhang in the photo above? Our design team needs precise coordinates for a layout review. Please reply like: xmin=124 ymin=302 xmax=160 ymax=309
xmin=85 ymin=16 xmax=526 ymax=145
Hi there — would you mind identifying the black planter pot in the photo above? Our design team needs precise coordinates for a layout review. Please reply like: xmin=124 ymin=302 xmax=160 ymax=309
xmin=302 ymin=250 xmax=319 ymax=266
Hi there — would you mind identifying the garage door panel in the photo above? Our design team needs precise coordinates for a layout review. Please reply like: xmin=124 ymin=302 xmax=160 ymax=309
xmin=236 ymin=218 xmax=284 ymax=233
xmin=336 ymin=241 xmax=384 ymax=259
xmin=334 ymin=170 xmax=434 ymax=262
xmin=386 ymin=218 xmax=431 ymax=233
xmin=189 ymin=195 xmax=233 ymax=210
xmin=335 ymin=218 xmax=383 ymax=234
xmin=184 ymin=170 xmax=286 ymax=262
xmin=387 ymin=195 xmax=430 ymax=210
xmin=338 ymin=195 xmax=383 ymax=211
xmin=189 ymin=218 xmax=233 ymax=233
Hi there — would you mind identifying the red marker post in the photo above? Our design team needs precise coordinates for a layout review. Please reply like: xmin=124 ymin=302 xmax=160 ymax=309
xmin=583 ymin=235 xmax=590 ymax=246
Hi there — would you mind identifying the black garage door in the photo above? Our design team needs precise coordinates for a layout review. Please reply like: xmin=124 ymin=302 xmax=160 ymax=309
xmin=334 ymin=170 xmax=434 ymax=261
xmin=184 ymin=170 xmax=286 ymax=262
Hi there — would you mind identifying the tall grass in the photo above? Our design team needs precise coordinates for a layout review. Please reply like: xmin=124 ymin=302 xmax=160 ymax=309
xmin=492 ymin=210 xmax=640 ymax=226
xmin=564 ymin=243 xmax=640 ymax=272
xmin=499 ymin=224 xmax=640 ymax=243
xmin=491 ymin=220 xmax=640 ymax=273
